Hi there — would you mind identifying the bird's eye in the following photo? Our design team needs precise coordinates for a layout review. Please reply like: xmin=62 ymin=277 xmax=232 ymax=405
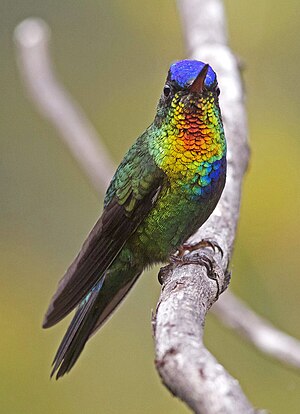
xmin=163 ymin=85 xmax=171 ymax=98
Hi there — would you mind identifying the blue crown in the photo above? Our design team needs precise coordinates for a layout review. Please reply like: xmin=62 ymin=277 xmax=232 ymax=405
xmin=169 ymin=60 xmax=217 ymax=88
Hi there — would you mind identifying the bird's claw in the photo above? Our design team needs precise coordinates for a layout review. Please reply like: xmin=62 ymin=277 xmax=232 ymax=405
xmin=177 ymin=239 xmax=223 ymax=258
xmin=166 ymin=239 xmax=226 ymax=298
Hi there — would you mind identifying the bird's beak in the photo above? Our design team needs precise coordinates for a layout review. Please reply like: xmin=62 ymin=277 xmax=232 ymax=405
xmin=188 ymin=64 xmax=209 ymax=94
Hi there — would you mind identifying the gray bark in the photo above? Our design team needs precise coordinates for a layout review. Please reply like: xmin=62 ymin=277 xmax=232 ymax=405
xmin=152 ymin=1 xmax=255 ymax=412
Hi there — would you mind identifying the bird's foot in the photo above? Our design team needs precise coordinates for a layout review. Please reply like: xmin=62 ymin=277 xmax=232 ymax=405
xmin=164 ymin=239 xmax=225 ymax=297
xmin=170 ymin=249 xmax=223 ymax=300
xmin=175 ymin=238 xmax=223 ymax=259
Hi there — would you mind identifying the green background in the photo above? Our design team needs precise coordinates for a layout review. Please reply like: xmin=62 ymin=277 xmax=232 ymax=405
xmin=1 ymin=1 xmax=300 ymax=413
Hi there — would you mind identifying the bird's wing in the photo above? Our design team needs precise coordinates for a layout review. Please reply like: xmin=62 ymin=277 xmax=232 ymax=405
xmin=43 ymin=141 xmax=165 ymax=328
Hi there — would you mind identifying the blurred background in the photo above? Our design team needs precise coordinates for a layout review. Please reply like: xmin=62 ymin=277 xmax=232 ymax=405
xmin=1 ymin=1 xmax=300 ymax=413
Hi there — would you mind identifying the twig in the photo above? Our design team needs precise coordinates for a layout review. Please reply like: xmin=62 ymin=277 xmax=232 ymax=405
xmin=14 ymin=18 xmax=114 ymax=193
xmin=214 ymin=290 xmax=300 ymax=369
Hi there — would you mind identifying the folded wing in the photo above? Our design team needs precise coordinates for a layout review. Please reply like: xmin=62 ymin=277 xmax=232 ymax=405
xmin=43 ymin=141 xmax=165 ymax=328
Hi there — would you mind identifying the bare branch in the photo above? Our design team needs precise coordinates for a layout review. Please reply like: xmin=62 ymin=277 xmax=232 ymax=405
xmin=152 ymin=0 xmax=254 ymax=411
xmin=153 ymin=0 xmax=300 ymax=411
xmin=213 ymin=291 xmax=300 ymax=369
xmin=14 ymin=18 xmax=114 ymax=193
xmin=154 ymin=262 xmax=257 ymax=414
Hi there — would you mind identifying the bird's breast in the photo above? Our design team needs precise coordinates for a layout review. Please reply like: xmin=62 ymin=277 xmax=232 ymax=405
xmin=150 ymin=130 xmax=225 ymax=193
xmin=150 ymin=105 xmax=225 ymax=186
xmin=129 ymin=157 xmax=226 ymax=265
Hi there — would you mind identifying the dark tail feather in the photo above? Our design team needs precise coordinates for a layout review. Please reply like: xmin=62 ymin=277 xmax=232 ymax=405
xmin=51 ymin=278 xmax=104 ymax=379
xmin=51 ymin=270 xmax=141 ymax=379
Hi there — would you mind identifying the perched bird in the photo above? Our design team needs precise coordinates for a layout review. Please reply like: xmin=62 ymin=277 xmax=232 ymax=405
xmin=43 ymin=59 xmax=227 ymax=379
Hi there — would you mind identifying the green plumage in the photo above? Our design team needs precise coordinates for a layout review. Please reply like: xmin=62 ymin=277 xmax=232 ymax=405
xmin=43 ymin=60 xmax=226 ymax=379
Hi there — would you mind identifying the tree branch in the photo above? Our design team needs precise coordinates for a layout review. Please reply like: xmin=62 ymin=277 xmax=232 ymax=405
xmin=213 ymin=290 xmax=300 ymax=369
xmin=151 ymin=1 xmax=256 ymax=410
xmin=153 ymin=261 xmax=257 ymax=414
xmin=14 ymin=18 xmax=114 ymax=193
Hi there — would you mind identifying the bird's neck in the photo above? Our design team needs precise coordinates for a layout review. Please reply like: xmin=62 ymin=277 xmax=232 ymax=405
xmin=149 ymin=98 xmax=226 ymax=183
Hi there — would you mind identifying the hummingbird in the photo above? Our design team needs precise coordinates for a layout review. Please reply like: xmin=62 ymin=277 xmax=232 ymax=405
xmin=43 ymin=59 xmax=227 ymax=379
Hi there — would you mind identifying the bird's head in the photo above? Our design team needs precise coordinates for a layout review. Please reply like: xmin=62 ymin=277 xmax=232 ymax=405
xmin=155 ymin=60 xmax=220 ymax=127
